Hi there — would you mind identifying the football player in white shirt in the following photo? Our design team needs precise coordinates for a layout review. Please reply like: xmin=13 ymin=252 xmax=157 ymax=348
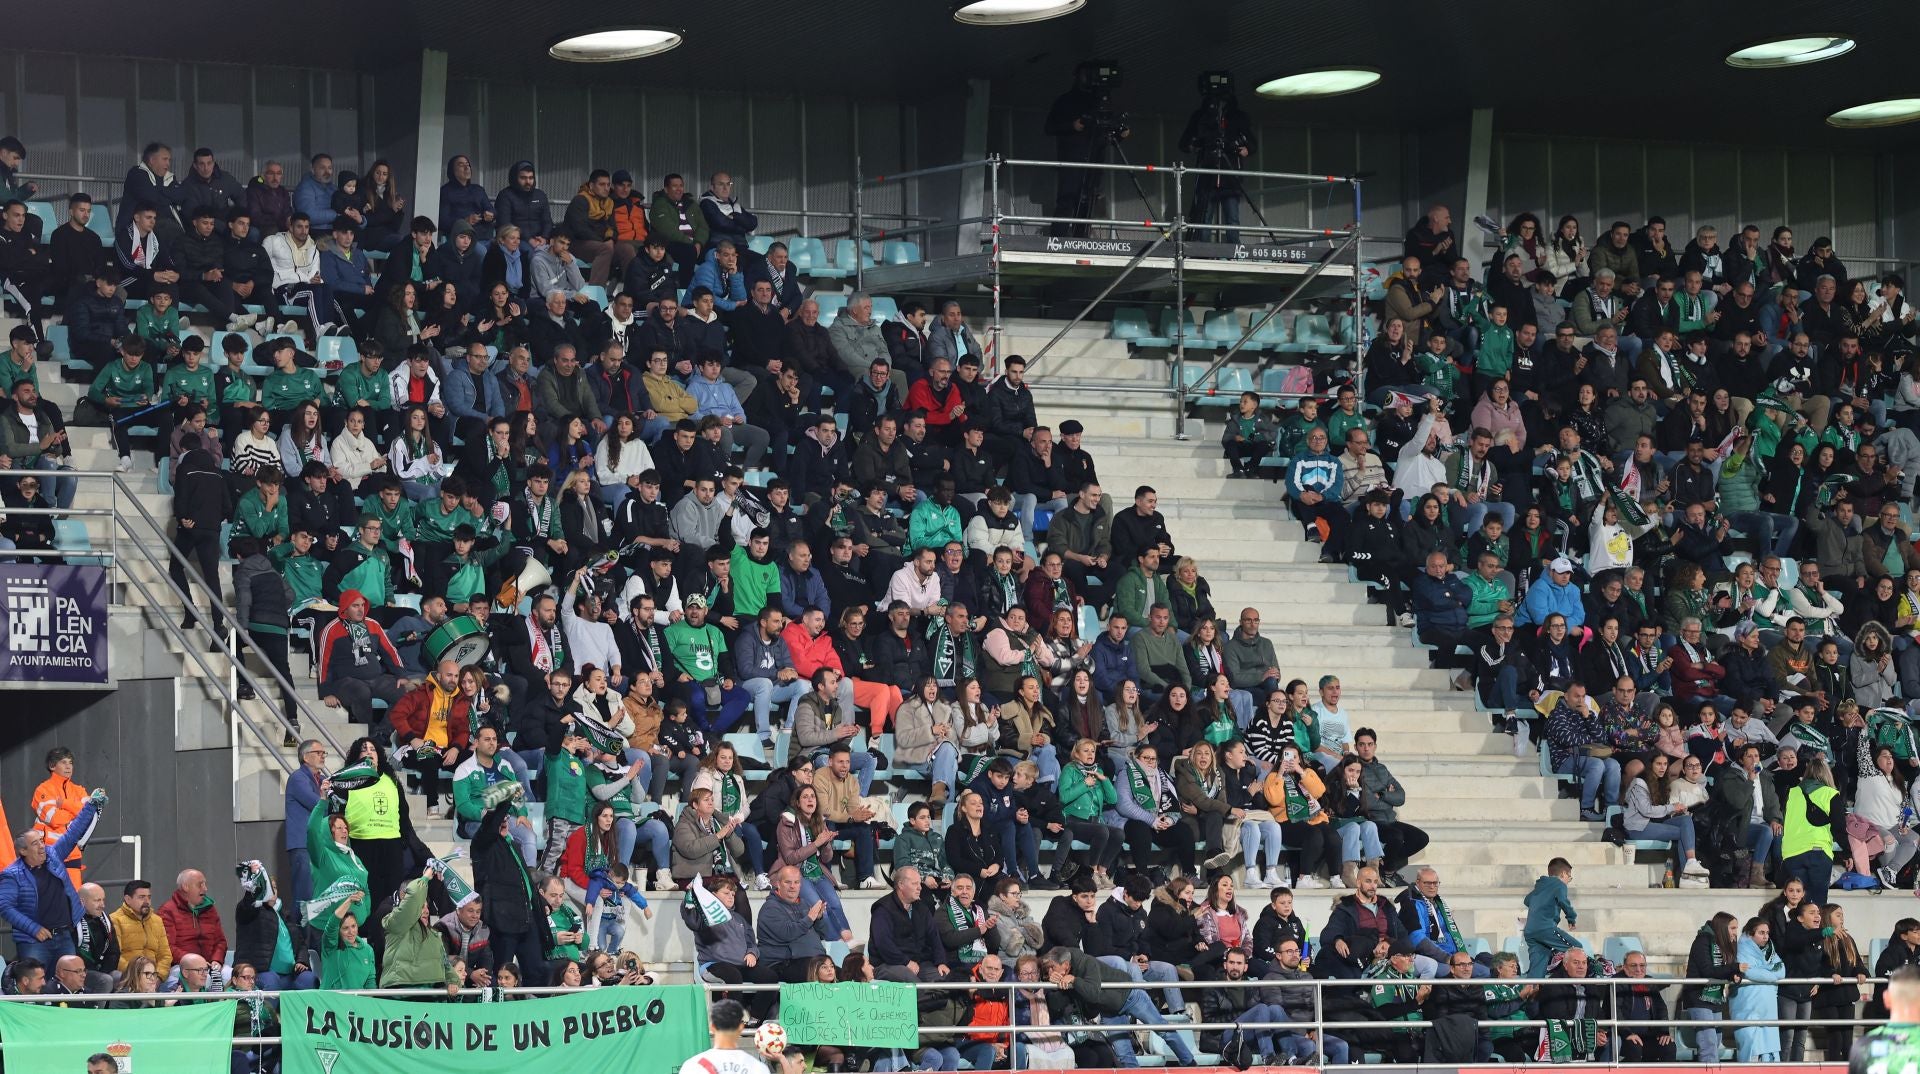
xmin=678 ymin=999 xmax=770 ymax=1074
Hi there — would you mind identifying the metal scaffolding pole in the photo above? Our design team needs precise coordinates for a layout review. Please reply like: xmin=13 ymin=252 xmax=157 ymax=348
xmin=989 ymin=155 xmax=1002 ymax=375
xmin=1172 ymin=166 xmax=1188 ymax=440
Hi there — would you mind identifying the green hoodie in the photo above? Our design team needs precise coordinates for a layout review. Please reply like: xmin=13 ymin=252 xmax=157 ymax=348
xmin=161 ymin=362 xmax=217 ymax=419
xmin=544 ymin=750 xmax=590 ymax=825
xmin=1112 ymin=565 xmax=1169 ymax=630
xmin=269 ymin=543 xmax=325 ymax=605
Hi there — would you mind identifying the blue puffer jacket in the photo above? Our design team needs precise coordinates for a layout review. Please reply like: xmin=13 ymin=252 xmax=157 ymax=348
xmin=684 ymin=250 xmax=748 ymax=312
xmin=1516 ymin=577 xmax=1586 ymax=629
xmin=1090 ymin=632 xmax=1138 ymax=701
xmin=0 ymin=799 xmax=98 ymax=943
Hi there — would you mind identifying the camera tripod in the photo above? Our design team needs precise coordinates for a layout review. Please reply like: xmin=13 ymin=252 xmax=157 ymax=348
xmin=1057 ymin=125 xmax=1162 ymax=240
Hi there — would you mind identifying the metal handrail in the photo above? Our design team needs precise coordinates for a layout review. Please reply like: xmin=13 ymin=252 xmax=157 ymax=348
xmin=3 ymin=973 xmax=1886 ymax=1061
xmin=47 ymin=471 xmax=343 ymax=761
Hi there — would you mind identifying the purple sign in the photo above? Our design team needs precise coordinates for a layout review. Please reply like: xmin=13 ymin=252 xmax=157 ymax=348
xmin=1 ymin=564 xmax=110 ymax=687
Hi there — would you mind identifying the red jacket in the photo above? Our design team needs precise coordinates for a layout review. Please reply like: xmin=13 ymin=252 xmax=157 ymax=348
xmin=388 ymin=682 xmax=473 ymax=751
xmin=780 ymin=622 xmax=844 ymax=680
xmin=157 ymin=888 xmax=227 ymax=965
xmin=1667 ymin=642 xmax=1726 ymax=704
xmin=905 ymin=377 xmax=966 ymax=428
xmin=557 ymin=825 xmax=611 ymax=891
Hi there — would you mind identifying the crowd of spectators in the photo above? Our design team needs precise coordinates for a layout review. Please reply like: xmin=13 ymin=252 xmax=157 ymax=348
xmin=1255 ymin=203 xmax=1920 ymax=903
xmin=8 ymin=137 xmax=1919 ymax=1067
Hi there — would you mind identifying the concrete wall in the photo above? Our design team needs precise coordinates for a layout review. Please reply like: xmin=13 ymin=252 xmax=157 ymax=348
xmin=0 ymin=678 xmax=277 ymax=948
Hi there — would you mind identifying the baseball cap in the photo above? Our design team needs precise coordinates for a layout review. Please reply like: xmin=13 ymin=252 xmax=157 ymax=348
xmin=1549 ymin=556 xmax=1574 ymax=574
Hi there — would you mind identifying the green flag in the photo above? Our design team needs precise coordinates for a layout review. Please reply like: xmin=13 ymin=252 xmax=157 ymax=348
xmin=281 ymin=984 xmax=708 ymax=1074
xmin=0 ymin=997 xmax=235 ymax=1072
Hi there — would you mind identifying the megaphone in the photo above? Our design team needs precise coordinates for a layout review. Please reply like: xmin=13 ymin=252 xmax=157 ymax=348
xmin=494 ymin=554 xmax=553 ymax=612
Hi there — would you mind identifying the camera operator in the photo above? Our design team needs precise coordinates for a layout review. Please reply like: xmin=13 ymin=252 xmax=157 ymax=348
xmin=1045 ymin=61 xmax=1130 ymax=238
xmin=1179 ymin=72 xmax=1255 ymax=244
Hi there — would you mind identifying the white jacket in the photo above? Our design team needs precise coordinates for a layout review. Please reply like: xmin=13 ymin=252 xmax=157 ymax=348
xmin=595 ymin=436 xmax=655 ymax=488
xmin=263 ymin=232 xmax=322 ymax=290
xmin=330 ymin=429 xmax=384 ymax=485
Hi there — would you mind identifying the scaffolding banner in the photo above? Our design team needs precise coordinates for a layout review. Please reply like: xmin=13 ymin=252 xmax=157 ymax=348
xmin=0 ymin=563 xmax=111 ymax=687
xmin=1005 ymin=234 xmax=1328 ymax=264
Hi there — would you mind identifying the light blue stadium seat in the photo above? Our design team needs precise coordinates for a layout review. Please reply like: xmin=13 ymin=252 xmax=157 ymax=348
xmin=1601 ymin=936 xmax=1644 ymax=966
xmin=85 ymin=206 xmax=115 ymax=245
xmin=869 ymin=296 xmax=899 ymax=322
xmin=25 ymin=202 xmax=57 ymax=236
xmin=156 ymin=456 xmax=172 ymax=494
xmin=1110 ymin=307 xmax=1153 ymax=342
xmin=1159 ymin=307 xmax=1199 ymax=347
xmin=830 ymin=239 xmax=875 ymax=275
xmin=793 ymin=237 xmax=842 ymax=278
xmin=1077 ymin=605 xmax=1101 ymax=643
xmin=747 ymin=235 xmax=775 ymax=256
xmin=53 ymin=519 xmax=91 ymax=552
xmin=1202 ymin=309 xmax=1256 ymax=351
xmin=813 ymin=293 xmax=849 ymax=326
xmin=882 ymin=240 xmax=921 ymax=264
xmin=1250 ymin=310 xmax=1290 ymax=349
xmin=313 ymin=335 xmax=360 ymax=370
xmin=1294 ymin=313 xmax=1339 ymax=352
xmin=44 ymin=325 xmax=70 ymax=363
xmin=1197 ymin=366 xmax=1254 ymax=408
xmin=1179 ymin=365 xmax=1215 ymax=393
xmin=579 ymin=285 xmax=609 ymax=308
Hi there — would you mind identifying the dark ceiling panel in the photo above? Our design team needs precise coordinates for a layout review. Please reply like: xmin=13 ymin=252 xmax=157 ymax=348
xmin=6 ymin=0 xmax=1920 ymax=148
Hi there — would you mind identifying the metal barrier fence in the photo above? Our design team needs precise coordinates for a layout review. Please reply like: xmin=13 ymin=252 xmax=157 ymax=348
xmin=0 ymin=974 xmax=1883 ymax=1065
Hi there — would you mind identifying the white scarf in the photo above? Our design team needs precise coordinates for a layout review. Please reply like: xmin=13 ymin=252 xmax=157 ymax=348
xmin=137 ymin=163 xmax=181 ymax=226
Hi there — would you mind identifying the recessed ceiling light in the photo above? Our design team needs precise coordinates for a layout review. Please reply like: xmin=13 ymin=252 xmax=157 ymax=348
xmin=1828 ymin=98 xmax=1920 ymax=129
xmin=548 ymin=27 xmax=684 ymax=63
xmin=1254 ymin=68 xmax=1381 ymax=99
xmin=951 ymin=0 xmax=1086 ymax=25
xmin=1725 ymin=35 xmax=1855 ymax=68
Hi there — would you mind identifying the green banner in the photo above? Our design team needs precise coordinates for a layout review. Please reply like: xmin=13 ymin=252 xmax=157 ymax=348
xmin=281 ymin=985 xmax=707 ymax=1074
xmin=0 ymin=996 xmax=236 ymax=1071
xmin=778 ymin=981 xmax=920 ymax=1049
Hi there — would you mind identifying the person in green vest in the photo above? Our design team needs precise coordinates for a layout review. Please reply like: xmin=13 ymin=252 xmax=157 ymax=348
xmin=161 ymin=335 xmax=217 ymax=424
xmin=318 ymin=890 xmax=376 ymax=990
xmin=134 ymin=286 xmax=184 ymax=362
xmin=333 ymin=341 xmax=393 ymax=427
xmin=260 ymin=338 xmax=324 ymax=418
xmin=232 ymin=468 xmax=290 ymax=550
xmin=1780 ymin=752 xmax=1843 ymax=905
xmin=909 ymin=478 xmax=965 ymax=553
xmin=728 ymin=527 xmax=782 ymax=618
xmin=1112 ymin=546 xmax=1171 ymax=630
xmin=89 ymin=334 xmax=157 ymax=472
xmin=322 ymin=516 xmax=394 ymax=605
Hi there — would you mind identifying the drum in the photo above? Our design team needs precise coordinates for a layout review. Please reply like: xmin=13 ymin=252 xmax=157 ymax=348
xmin=423 ymin=614 xmax=490 ymax=668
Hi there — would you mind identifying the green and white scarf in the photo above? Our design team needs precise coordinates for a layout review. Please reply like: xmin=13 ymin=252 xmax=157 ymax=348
xmin=720 ymin=772 xmax=743 ymax=816
xmin=928 ymin=618 xmax=976 ymax=682
xmin=1124 ymin=760 xmax=1159 ymax=814
xmin=946 ymin=897 xmax=988 ymax=963
xmin=1539 ymin=1019 xmax=1599 ymax=1062
xmin=1410 ymin=894 xmax=1464 ymax=951
xmin=788 ymin=812 xmax=826 ymax=880
xmin=1699 ymin=930 xmax=1728 ymax=1005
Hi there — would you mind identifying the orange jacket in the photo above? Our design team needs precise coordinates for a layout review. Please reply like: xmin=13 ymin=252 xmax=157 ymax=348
xmin=31 ymin=774 xmax=88 ymax=862
xmin=781 ymin=622 xmax=845 ymax=680
xmin=611 ymin=194 xmax=649 ymax=244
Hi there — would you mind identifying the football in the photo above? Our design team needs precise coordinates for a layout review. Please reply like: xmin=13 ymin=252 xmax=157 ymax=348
xmin=752 ymin=1021 xmax=787 ymax=1058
